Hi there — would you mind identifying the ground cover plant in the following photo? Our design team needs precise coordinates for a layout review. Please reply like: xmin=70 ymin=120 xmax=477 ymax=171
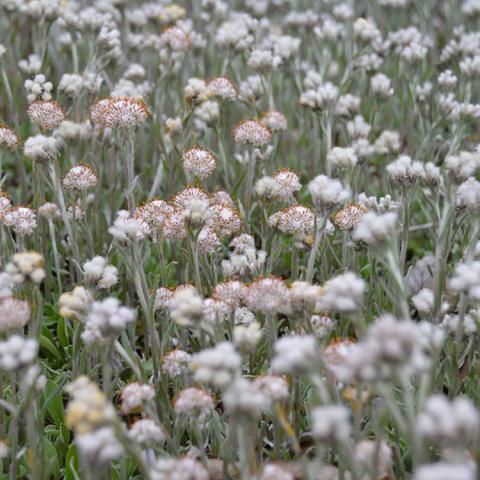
xmin=1 ymin=0 xmax=480 ymax=478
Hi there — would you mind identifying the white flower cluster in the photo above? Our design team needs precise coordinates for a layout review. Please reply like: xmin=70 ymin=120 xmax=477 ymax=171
xmin=311 ymin=405 xmax=351 ymax=443
xmin=445 ymin=151 xmax=480 ymax=181
xmin=3 ymin=252 xmax=45 ymax=285
xmin=387 ymin=155 xmax=424 ymax=186
xmin=76 ymin=427 xmax=123 ymax=470
xmin=308 ymin=175 xmax=351 ymax=212
xmin=327 ymin=147 xmax=358 ymax=171
xmin=0 ymin=335 xmax=38 ymax=371
xmin=85 ymin=298 xmax=136 ymax=338
xmin=340 ymin=315 xmax=443 ymax=383
xmin=83 ymin=257 xmax=118 ymax=289
xmin=0 ymin=297 xmax=30 ymax=333
xmin=59 ymin=286 xmax=92 ymax=320
xmin=161 ymin=349 xmax=192 ymax=378
xmin=109 ymin=210 xmax=150 ymax=242
xmin=456 ymin=178 xmax=480 ymax=211
xmin=24 ymin=74 xmax=52 ymax=102
xmin=233 ymin=322 xmax=262 ymax=351
xmin=315 ymin=272 xmax=365 ymax=314
xmin=151 ymin=457 xmax=209 ymax=480
xmin=412 ymin=463 xmax=475 ymax=480
xmin=300 ymin=81 xmax=338 ymax=111
xmin=24 ymin=134 xmax=61 ymax=162
xmin=174 ymin=387 xmax=214 ymax=418
xmin=352 ymin=212 xmax=398 ymax=246
xmin=120 ymin=383 xmax=155 ymax=414
xmin=129 ymin=419 xmax=165 ymax=447
xmin=417 ymin=394 xmax=479 ymax=446
xmin=222 ymin=234 xmax=266 ymax=279
xmin=169 ymin=286 xmax=205 ymax=327
xmin=449 ymin=261 xmax=480 ymax=300
xmin=222 ymin=377 xmax=269 ymax=417
xmin=190 ymin=341 xmax=241 ymax=388
xmin=271 ymin=335 xmax=318 ymax=375
xmin=255 ymin=169 xmax=301 ymax=203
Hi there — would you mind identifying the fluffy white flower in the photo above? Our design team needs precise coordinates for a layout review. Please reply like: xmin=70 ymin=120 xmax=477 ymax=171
xmin=190 ymin=342 xmax=241 ymax=388
xmin=308 ymin=175 xmax=351 ymax=211
xmin=418 ymin=394 xmax=479 ymax=445
xmin=315 ymin=272 xmax=365 ymax=314
xmin=271 ymin=335 xmax=318 ymax=374
xmin=353 ymin=212 xmax=398 ymax=246
xmin=311 ymin=405 xmax=351 ymax=443
xmin=76 ymin=427 xmax=123 ymax=470
xmin=412 ymin=463 xmax=475 ymax=480
xmin=86 ymin=298 xmax=136 ymax=337
xmin=0 ymin=335 xmax=38 ymax=371
xmin=169 ymin=286 xmax=204 ymax=327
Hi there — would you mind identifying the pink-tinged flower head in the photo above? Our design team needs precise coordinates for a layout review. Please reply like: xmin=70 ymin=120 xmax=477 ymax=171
xmin=27 ymin=100 xmax=65 ymax=130
xmin=206 ymin=204 xmax=242 ymax=237
xmin=332 ymin=204 xmax=368 ymax=231
xmin=0 ymin=126 xmax=19 ymax=151
xmin=4 ymin=207 xmax=37 ymax=235
xmin=244 ymin=276 xmax=291 ymax=315
xmin=172 ymin=186 xmax=210 ymax=210
xmin=90 ymin=97 xmax=149 ymax=129
xmin=63 ymin=165 xmax=98 ymax=191
xmin=232 ymin=120 xmax=272 ymax=147
xmin=208 ymin=76 xmax=238 ymax=100
xmin=135 ymin=200 xmax=174 ymax=230
xmin=260 ymin=111 xmax=288 ymax=132
xmin=182 ymin=146 xmax=217 ymax=179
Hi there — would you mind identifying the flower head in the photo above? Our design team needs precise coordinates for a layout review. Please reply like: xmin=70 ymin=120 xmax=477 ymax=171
xmin=174 ymin=387 xmax=214 ymax=417
xmin=135 ymin=200 xmax=173 ymax=231
xmin=271 ymin=335 xmax=318 ymax=374
xmin=269 ymin=205 xmax=314 ymax=240
xmin=332 ymin=204 xmax=368 ymax=231
xmin=232 ymin=120 xmax=272 ymax=147
xmin=260 ymin=111 xmax=288 ymax=132
xmin=24 ymin=135 xmax=60 ymax=162
xmin=120 ymin=383 xmax=155 ymax=414
xmin=162 ymin=349 xmax=192 ymax=378
xmin=308 ymin=175 xmax=351 ymax=211
xmin=311 ymin=405 xmax=351 ymax=443
xmin=352 ymin=211 xmax=398 ymax=246
xmin=27 ymin=100 xmax=65 ymax=130
xmin=0 ymin=126 xmax=19 ymax=151
xmin=190 ymin=341 xmax=241 ymax=388
xmin=0 ymin=297 xmax=30 ymax=332
xmin=160 ymin=26 xmax=190 ymax=51
xmin=90 ymin=97 xmax=148 ymax=129
xmin=4 ymin=207 xmax=37 ymax=235
xmin=0 ymin=335 xmax=38 ymax=371
xmin=172 ymin=187 xmax=210 ymax=210
xmin=86 ymin=297 xmax=136 ymax=337
xmin=206 ymin=204 xmax=242 ymax=237
xmin=63 ymin=165 xmax=97 ymax=191
xmin=208 ymin=76 xmax=237 ymax=100
xmin=244 ymin=276 xmax=291 ymax=315
xmin=182 ymin=146 xmax=216 ymax=179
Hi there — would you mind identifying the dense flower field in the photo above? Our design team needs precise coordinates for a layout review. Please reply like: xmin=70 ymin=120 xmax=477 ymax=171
xmin=1 ymin=0 xmax=480 ymax=478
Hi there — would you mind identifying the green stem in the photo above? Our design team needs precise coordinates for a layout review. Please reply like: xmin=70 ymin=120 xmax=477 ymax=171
xmin=305 ymin=215 xmax=327 ymax=282
xmin=9 ymin=372 xmax=17 ymax=479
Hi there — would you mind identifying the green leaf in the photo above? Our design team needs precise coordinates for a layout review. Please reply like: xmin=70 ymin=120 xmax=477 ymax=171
xmin=40 ymin=334 xmax=62 ymax=359
xmin=44 ymin=439 xmax=60 ymax=480
xmin=43 ymin=377 xmax=66 ymax=428
xmin=65 ymin=444 xmax=80 ymax=480
xmin=57 ymin=317 xmax=71 ymax=349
